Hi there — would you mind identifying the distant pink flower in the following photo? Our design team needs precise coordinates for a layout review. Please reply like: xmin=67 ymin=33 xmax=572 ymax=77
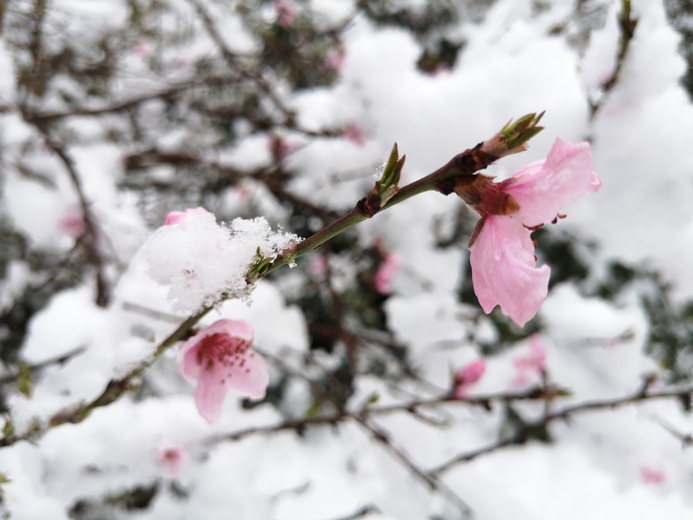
xmin=157 ymin=444 xmax=188 ymax=477
xmin=135 ymin=41 xmax=151 ymax=59
xmin=268 ymin=134 xmax=293 ymax=161
xmin=164 ymin=207 xmax=210 ymax=226
xmin=309 ymin=255 xmax=327 ymax=277
xmin=56 ymin=209 xmax=86 ymax=237
xmin=430 ymin=66 xmax=451 ymax=77
xmin=274 ymin=0 xmax=296 ymax=27
xmin=514 ymin=336 xmax=546 ymax=371
xmin=511 ymin=336 xmax=547 ymax=387
xmin=375 ymin=252 xmax=401 ymax=295
xmin=458 ymin=138 xmax=601 ymax=327
xmin=178 ymin=319 xmax=269 ymax=424
xmin=343 ymin=125 xmax=365 ymax=147
xmin=640 ymin=466 xmax=666 ymax=485
xmin=454 ymin=359 xmax=486 ymax=398
xmin=324 ymin=48 xmax=346 ymax=70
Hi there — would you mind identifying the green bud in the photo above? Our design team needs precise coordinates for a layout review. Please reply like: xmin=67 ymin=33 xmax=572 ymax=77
xmin=500 ymin=111 xmax=545 ymax=151
xmin=17 ymin=363 xmax=33 ymax=398
xmin=378 ymin=143 xmax=405 ymax=205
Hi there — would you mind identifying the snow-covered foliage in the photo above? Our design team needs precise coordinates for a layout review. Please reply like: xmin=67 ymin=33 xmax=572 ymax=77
xmin=1 ymin=0 xmax=693 ymax=519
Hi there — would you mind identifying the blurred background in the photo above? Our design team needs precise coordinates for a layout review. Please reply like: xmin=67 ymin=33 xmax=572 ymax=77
xmin=1 ymin=0 xmax=693 ymax=519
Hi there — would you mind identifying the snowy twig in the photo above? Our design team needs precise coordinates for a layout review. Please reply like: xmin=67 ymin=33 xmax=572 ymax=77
xmin=123 ymin=149 xmax=339 ymax=221
xmin=590 ymin=0 xmax=638 ymax=117
xmin=648 ymin=413 xmax=693 ymax=448
xmin=325 ymin=505 xmax=381 ymax=520
xmin=0 ymin=306 xmax=213 ymax=448
xmin=30 ymin=124 xmax=112 ymax=307
xmin=23 ymin=75 xmax=232 ymax=123
xmin=0 ymin=346 xmax=86 ymax=386
xmin=0 ymin=115 xmax=542 ymax=448
xmin=206 ymin=384 xmax=561 ymax=442
xmin=264 ymin=115 xmax=544 ymax=278
xmin=250 ymin=347 xmax=474 ymax=518
xmin=186 ymin=0 xmax=297 ymax=125
xmin=428 ymin=382 xmax=693 ymax=475
xmin=355 ymin=416 xmax=473 ymax=518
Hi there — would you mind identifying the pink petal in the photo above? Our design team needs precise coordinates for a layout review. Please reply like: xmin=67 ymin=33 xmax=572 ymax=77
xmin=177 ymin=319 xmax=258 ymax=423
xmin=179 ymin=340 xmax=202 ymax=382
xmin=157 ymin=444 xmax=188 ymax=477
xmin=164 ymin=207 xmax=210 ymax=225
xmin=503 ymin=138 xmax=599 ymax=227
xmin=224 ymin=351 xmax=269 ymax=400
xmin=194 ymin=361 xmax=229 ymax=424
xmin=206 ymin=319 xmax=254 ymax=341
xmin=470 ymin=216 xmax=549 ymax=327
xmin=458 ymin=359 xmax=486 ymax=385
xmin=375 ymin=253 xmax=401 ymax=295
xmin=528 ymin=335 xmax=547 ymax=369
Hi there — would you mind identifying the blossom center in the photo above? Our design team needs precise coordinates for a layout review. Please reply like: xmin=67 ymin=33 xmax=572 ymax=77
xmin=454 ymin=175 xmax=520 ymax=217
xmin=197 ymin=333 xmax=250 ymax=372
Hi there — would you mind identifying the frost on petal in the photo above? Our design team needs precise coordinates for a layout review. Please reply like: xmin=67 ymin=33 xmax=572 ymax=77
xmin=470 ymin=217 xmax=549 ymax=327
xmin=504 ymin=138 xmax=600 ymax=227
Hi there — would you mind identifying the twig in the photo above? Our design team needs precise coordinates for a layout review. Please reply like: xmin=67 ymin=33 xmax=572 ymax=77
xmin=0 ymin=346 xmax=86 ymax=386
xmin=0 ymin=306 xmax=213 ymax=448
xmin=590 ymin=0 xmax=638 ymax=117
xmin=249 ymin=347 xmax=474 ymax=518
xmin=428 ymin=383 xmax=693 ymax=476
xmin=31 ymin=124 xmax=112 ymax=307
xmin=185 ymin=0 xmax=297 ymax=125
xmin=324 ymin=504 xmax=381 ymax=520
xmin=648 ymin=413 xmax=693 ymax=448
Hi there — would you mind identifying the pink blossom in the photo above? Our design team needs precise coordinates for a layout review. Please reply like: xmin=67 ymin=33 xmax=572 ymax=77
xmin=324 ymin=48 xmax=346 ymax=71
xmin=309 ymin=255 xmax=327 ymax=277
xmin=178 ymin=319 xmax=269 ymax=424
xmin=164 ymin=207 xmax=210 ymax=226
xmin=454 ymin=358 xmax=486 ymax=398
xmin=274 ymin=0 xmax=296 ymax=27
xmin=157 ymin=444 xmax=188 ymax=477
xmin=510 ymin=336 xmax=547 ymax=388
xmin=459 ymin=138 xmax=601 ymax=327
xmin=640 ymin=466 xmax=666 ymax=485
xmin=135 ymin=41 xmax=151 ymax=59
xmin=56 ymin=209 xmax=86 ymax=237
xmin=374 ymin=253 xmax=401 ymax=295
xmin=268 ymin=134 xmax=293 ymax=160
xmin=343 ymin=125 xmax=365 ymax=147
xmin=514 ymin=336 xmax=546 ymax=372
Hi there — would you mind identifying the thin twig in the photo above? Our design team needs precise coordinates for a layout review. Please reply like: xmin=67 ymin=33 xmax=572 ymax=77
xmin=590 ymin=0 xmax=638 ymax=117
xmin=428 ymin=383 xmax=693 ymax=476
xmin=0 ymin=346 xmax=87 ymax=386
xmin=31 ymin=124 xmax=112 ymax=307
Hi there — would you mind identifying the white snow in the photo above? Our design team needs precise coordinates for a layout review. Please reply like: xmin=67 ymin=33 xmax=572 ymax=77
xmin=3 ymin=0 xmax=693 ymax=519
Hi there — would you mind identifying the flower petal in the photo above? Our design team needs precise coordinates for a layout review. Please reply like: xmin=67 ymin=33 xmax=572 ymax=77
xmin=179 ymin=340 xmax=202 ymax=382
xmin=504 ymin=138 xmax=599 ymax=227
xmin=225 ymin=351 xmax=269 ymax=400
xmin=193 ymin=361 xmax=229 ymax=424
xmin=178 ymin=319 xmax=254 ymax=381
xmin=470 ymin=216 xmax=549 ymax=327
